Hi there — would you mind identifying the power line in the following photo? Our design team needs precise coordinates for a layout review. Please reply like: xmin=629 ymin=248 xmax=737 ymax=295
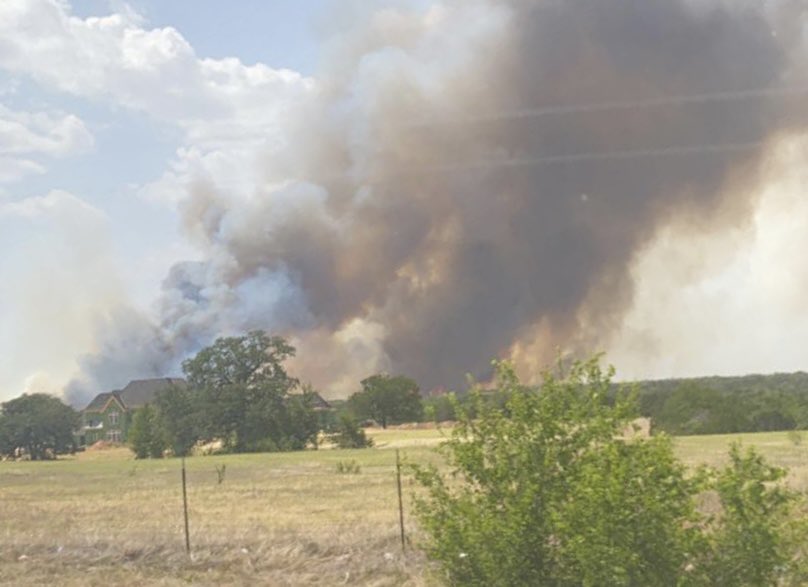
xmin=406 ymin=86 xmax=808 ymax=128
xmin=415 ymin=140 xmax=765 ymax=173
xmin=322 ymin=140 xmax=765 ymax=183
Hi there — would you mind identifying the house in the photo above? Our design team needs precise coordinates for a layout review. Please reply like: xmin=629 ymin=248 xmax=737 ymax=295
xmin=77 ymin=378 xmax=186 ymax=447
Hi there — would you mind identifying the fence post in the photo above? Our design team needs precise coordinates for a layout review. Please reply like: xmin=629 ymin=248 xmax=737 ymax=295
xmin=181 ymin=456 xmax=191 ymax=555
xmin=396 ymin=449 xmax=405 ymax=551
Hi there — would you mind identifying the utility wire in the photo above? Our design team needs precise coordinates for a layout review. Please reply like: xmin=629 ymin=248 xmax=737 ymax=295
xmin=324 ymin=140 xmax=765 ymax=183
xmin=415 ymin=140 xmax=765 ymax=173
xmin=406 ymin=86 xmax=808 ymax=128
xmin=309 ymin=85 xmax=802 ymax=183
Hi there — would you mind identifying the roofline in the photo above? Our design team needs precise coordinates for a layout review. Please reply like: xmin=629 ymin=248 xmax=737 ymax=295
xmin=103 ymin=394 xmax=126 ymax=412
xmin=85 ymin=394 xmax=126 ymax=413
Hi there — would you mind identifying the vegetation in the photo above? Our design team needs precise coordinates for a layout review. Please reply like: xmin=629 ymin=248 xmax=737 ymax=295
xmin=2 ymin=425 xmax=808 ymax=586
xmin=0 ymin=393 xmax=78 ymax=460
xmin=127 ymin=404 xmax=167 ymax=459
xmin=329 ymin=414 xmax=374 ymax=449
xmin=413 ymin=358 xmax=807 ymax=586
xmin=153 ymin=380 xmax=200 ymax=457
xmin=421 ymin=371 xmax=808 ymax=436
xmin=347 ymin=374 xmax=423 ymax=429
xmin=636 ymin=372 xmax=808 ymax=435
xmin=335 ymin=459 xmax=361 ymax=474
xmin=183 ymin=331 xmax=311 ymax=452
xmin=148 ymin=331 xmax=322 ymax=456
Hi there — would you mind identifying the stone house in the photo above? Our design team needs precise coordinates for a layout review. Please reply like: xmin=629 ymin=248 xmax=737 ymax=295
xmin=78 ymin=378 xmax=186 ymax=446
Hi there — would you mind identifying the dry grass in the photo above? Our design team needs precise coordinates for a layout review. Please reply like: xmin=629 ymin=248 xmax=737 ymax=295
xmin=0 ymin=438 xmax=441 ymax=586
xmin=1 ymin=427 xmax=807 ymax=585
xmin=673 ymin=430 xmax=808 ymax=490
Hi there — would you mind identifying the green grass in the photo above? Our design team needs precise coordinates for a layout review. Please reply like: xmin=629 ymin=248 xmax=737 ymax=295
xmin=1 ymin=427 xmax=807 ymax=585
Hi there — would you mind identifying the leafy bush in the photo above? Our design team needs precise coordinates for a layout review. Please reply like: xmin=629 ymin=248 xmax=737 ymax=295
xmin=329 ymin=415 xmax=373 ymax=449
xmin=693 ymin=445 xmax=807 ymax=585
xmin=128 ymin=404 xmax=166 ymax=459
xmin=414 ymin=357 xmax=806 ymax=586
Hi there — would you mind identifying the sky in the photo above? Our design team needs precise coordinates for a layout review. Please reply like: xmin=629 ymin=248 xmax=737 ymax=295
xmin=1 ymin=0 xmax=807 ymax=404
xmin=0 ymin=0 xmax=331 ymax=399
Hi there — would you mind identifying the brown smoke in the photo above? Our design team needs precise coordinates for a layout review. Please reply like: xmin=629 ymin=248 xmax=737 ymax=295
xmin=70 ymin=0 xmax=808 ymax=402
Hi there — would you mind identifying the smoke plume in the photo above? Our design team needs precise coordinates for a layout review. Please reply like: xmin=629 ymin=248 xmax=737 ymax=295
xmin=68 ymin=0 xmax=808 ymax=402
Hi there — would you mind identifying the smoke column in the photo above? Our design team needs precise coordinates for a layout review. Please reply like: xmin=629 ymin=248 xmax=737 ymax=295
xmin=68 ymin=0 xmax=808 ymax=402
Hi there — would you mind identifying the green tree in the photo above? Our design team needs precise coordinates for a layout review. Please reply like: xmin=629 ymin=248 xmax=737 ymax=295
xmin=413 ymin=357 xmax=806 ymax=586
xmin=423 ymin=393 xmax=458 ymax=422
xmin=0 ymin=394 xmax=79 ymax=460
xmin=127 ymin=404 xmax=166 ymax=459
xmin=655 ymin=383 xmax=751 ymax=434
xmin=282 ymin=386 xmax=321 ymax=450
xmin=348 ymin=374 xmax=423 ymax=428
xmin=182 ymin=330 xmax=316 ymax=452
xmin=154 ymin=382 xmax=200 ymax=457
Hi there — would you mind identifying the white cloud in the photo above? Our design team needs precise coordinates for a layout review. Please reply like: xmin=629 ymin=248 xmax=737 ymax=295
xmin=0 ymin=0 xmax=312 ymax=145
xmin=0 ymin=104 xmax=93 ymax=182
xmin=0 ymin=105 xmax=93 ymax=156
xmin=0 ymin=0 xmax=313 ymax=205
xmin=0 ymin=156 xmax=45 ymax=182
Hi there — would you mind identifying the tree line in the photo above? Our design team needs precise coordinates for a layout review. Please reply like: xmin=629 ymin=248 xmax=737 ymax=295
xmin=421 ymin=371 xmax=808 ymax=436
xmin=4 ymin=334 xmax=808 ymax=460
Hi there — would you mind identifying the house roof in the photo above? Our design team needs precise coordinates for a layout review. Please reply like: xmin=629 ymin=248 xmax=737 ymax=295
xmin=119 ymin=378 xmax=187 ymax=409
xmin=83 ymin=391 xmax=124 ymax=412
xmin=309 ymin=392 xmax=331 ymax=410
xmin=288 ymin=389 xmax=332 ymax=410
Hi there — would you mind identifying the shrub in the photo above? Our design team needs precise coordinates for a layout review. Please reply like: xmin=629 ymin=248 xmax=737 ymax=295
xmin=413 ymin=357 xmax=806 ymax=586
xmin=335 ymin=460 xmax=361 ymax=474
xmin=128 ymin=404 xmax=166 ymax=459
xmin=693 ymin=445 xmax=807 ymax=585
xmin=330 ymin=415 xmax=373 ymax=449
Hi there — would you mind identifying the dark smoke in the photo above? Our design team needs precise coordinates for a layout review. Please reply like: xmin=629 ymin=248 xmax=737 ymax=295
xmin=69 ymin=0 xmax=808 ymax=402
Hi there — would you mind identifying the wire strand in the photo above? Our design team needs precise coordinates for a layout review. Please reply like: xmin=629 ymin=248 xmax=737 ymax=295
xmin=406 ymin=87 xmax=807 ymax=128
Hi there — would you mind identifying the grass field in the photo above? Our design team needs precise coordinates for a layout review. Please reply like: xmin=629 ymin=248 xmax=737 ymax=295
xmin=2 ymin=427 xmax=807 ymax=586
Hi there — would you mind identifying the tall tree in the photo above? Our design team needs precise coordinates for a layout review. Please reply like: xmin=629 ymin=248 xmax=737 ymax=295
xmin=128 ymin=404 xmax=166 ymax=459
xmin=0 ymin=394 xmax=78 ymax=460
xmin=154 ymin=382 xmax=199 ymax=457
xmin=348 ymin=374 xmax=423 ymax=428
xmin=182 ymin=330 xmax=313 ymax=452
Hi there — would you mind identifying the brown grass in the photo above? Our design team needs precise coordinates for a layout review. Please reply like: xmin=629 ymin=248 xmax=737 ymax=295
xmin=1 ymin=428 xmax=806 ymax=585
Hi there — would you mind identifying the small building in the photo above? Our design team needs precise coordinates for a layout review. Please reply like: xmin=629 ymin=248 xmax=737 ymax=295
xmin=77 ymin=378 xmax=186 ymax=447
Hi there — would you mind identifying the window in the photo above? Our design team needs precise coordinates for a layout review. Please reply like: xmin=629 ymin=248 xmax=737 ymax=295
xmin=106 ymin=430 xmax=121 ymax=443
xmin=108 ymin=411 xmax=119 ymax=425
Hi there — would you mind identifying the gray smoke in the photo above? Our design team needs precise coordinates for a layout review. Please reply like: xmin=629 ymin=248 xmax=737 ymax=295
xmin=68 ymin=0 xmax=808 ymax=403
